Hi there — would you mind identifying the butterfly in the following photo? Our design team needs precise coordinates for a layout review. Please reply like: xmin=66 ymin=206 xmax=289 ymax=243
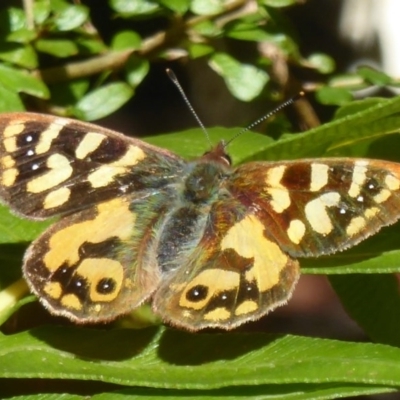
xmin=0 ymin=111 xmax=400 ymax=331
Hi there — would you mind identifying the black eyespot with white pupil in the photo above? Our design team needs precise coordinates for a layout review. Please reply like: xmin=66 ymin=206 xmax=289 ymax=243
xmin=96 ymin=277 xmax=116 ymax=294
xmin=186 ymin=285 xmax=208 ymax=302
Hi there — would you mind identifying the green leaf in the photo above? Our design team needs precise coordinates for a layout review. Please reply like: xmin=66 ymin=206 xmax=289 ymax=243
xmin=192 ymin=20 xmax=222 ymax=37
xmin=5 ymin=7 xmax=26 ymax=32
xmin=226 ymin=25 xmax=273 ymax=41
xmin=52 ymin=4 xmax=89 ymax=31
xmin=316 ymin=86 xmax=353 ymax=106
xmin=125 ymin=56 xmax=149 ymax=87
xmin=110 ymin=0 xmax=160 ymax=16
xmin=159 ymin=0 xmax=190 ymax=14
xmin=95 ymin=386 xmax=396 ymax=399
xmin=330 ymin=274 xmax=400 ymax=347
xmin=0 ymin=205 xmax=50 ymax=244
xmin=209 ymin=52 xmax=269 ymax=101
xmin=0 ymin=42 xmax=38 ymax=68
xmin=307 ymin=53 xmax=335 ymax=74
xmin=191 ymin=0 xmax=224 ymax=15
xmin=333 ymin=97 xmax=383 ymax=119
xmin=33 ymin=0 xmax=51 ymax=25
xmin=2 ymin=385 xmax=399 ymax=400
xmin=111 ymin=30 xmax=142 ymax=51
xmin=328 ymin=73 xmax=367 ymax=91
xmin=187 ymin=43 xmax=214 ymax=58
xmin=8 ymin=394 xmax=83 ymax=400
xmin=6 ymin=28 xmax=37 ymax=44
xmin=1 ymin=327 xmax=400 ymax=396
xmin=73 ymin=82 xmax=134 ymax=121
xmin=357 ymin=66 xmax=393 ymax=85
xmin=35 ymin=38 xmax=79 ymax=57
xmin=145 ymin=127 xmax=272 ymax=162
xmin=49 ymin=79 xmax=90 ymax=106
xmin=76 ymin=37 xmax=107 ymax=54
xmin=246 ymin=95 xmax=400 ymax=161
xmin=0 ymin=84 xmax=24 ymax=112
xmin=262 ymin=0 xmax=298 ymax=6
xmin=0 ymin=64 xmax=49 ymax=99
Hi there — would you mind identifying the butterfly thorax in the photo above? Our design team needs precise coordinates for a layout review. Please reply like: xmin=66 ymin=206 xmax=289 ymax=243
xmin=156 ymin=147 xmax=233 ymax=274
xmin=183 ymin=160 xmax=231 ymax=204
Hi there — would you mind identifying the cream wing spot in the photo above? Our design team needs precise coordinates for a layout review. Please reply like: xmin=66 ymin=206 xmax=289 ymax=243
xmin=44 ymin=187 xmax=71 ymax=209
xmin=310 ymin=163 xmax=329 ymax=191
xmin=204 ymin=308 xmax=231 ymax=322
xmin=27 ymin=153 xmax=73 ymax=193
xmin=346 ymin=216 xmax=366 ymax=237
xmin=4 ymin=137 xmax=17 ymax=153
xmin=61 ymin=294 xmax=82 ymax=310
xmin=2 ymin=168 xmax=18 ymax=186
xmin=87 ymin=145 xmax=146 ymax=188
xmin=4 ymin=121 xmax=25 ymax=138
xmin=44 ymin=282 xmax=62 ymax=300
xmin=346 ymin=206 xmax=380 ymax=237
xmin=287 ymin=219 xmax=306 ymax=244
xmin=43 ymin=198 xmax=136 ymax=271
xmin=235 ymin=300 xmax=258 ymax=316
xmin=94 ymin=304 xmax=102 ymax=313
xmin=3 ymin=122 xmax=25 ymax=152
xmin=1 ymin=155 xmax=15 ymax=168
xmin=373 ymin=189 xmax=391 ymax=204
xmin=75 ymin=132 xmax=106 ymax=159
xmin=305 ymin=192 xmax=340 ymax=235
xmin=365 ymin=207 xmax=379 ymax=218
xmin=35 ymin=119 xmax=69 ymax=154
xmin=348 ymin=161 xmax=368 ymax=198
xmin=265 ymin=165 xmax=291 ymax=213
xmin=221 ymin=215 xmax=288 ymax=292
xmin=385 ymin=174 xmax=400 ymax=191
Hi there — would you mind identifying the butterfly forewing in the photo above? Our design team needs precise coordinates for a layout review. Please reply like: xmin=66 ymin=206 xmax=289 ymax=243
xmin=0 ymin=113 xmax=184 ymax=219
xmin=229 ymin=158 xmax=400 ymax=258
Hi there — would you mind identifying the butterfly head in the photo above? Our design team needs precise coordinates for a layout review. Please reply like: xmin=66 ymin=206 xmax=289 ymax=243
xmin=201 ymin=141 xmax=231 ymax=167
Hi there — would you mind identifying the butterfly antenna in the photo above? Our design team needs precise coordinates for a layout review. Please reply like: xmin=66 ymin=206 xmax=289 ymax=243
xmin=166 ymin=68 xmax=212 ymax=146
xmin=224 ymin=91 xmax=305 ymax=148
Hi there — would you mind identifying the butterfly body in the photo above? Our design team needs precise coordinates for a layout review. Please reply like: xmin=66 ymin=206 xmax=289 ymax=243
xmin=1 ymin=112 xmax=400 ymax=330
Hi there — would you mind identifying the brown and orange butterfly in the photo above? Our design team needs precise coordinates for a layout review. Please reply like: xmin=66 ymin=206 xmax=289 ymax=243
xmin=0 ymin=112 xmax=399 ymax=330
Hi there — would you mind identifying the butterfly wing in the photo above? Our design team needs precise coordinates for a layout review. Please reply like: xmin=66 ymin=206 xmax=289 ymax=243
xmin=229 ymin=158 xmax=400 ymax=257
xmin=153 ymin=197 xmax=300 ymax=330
xmin=23 ymin=189 xmax=176 ymax=322
xmin=0 ymin=112 xmax=184 ymax=219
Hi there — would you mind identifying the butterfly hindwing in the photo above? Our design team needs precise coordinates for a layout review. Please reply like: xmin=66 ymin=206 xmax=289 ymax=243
xmin=153 ymin=197 xmax=300 ymax=330
xmin=23 ymin=189 xmax=176 ymax=322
